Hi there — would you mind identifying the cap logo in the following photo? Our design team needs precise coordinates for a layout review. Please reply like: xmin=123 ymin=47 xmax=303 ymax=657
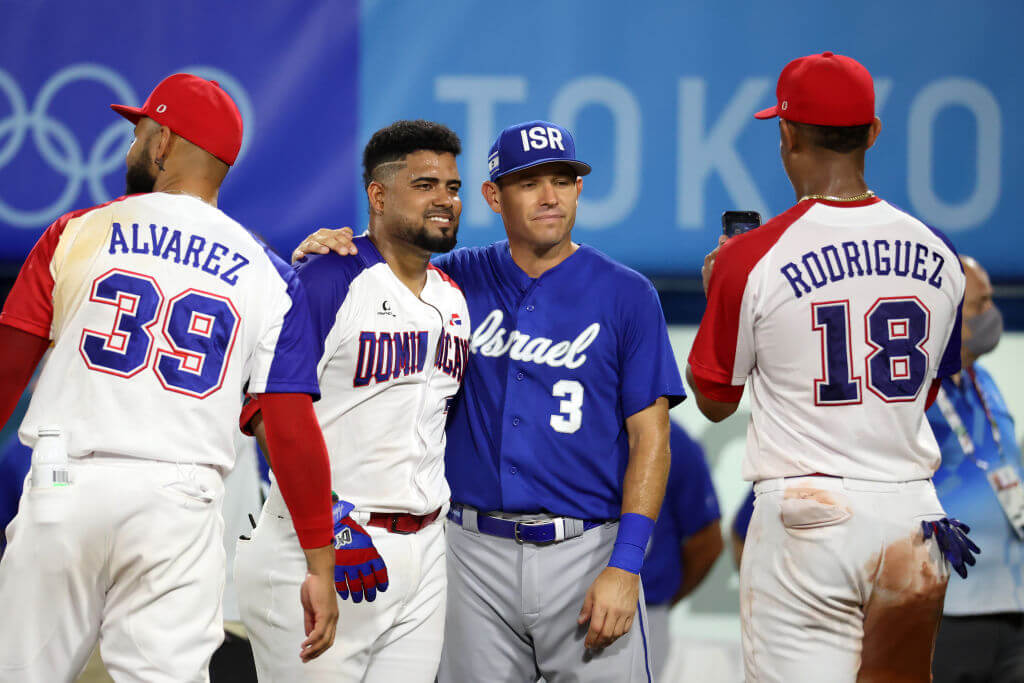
xmin=519 ymin=126 xmax=565 ymax=152
xmin=488 ymin=153 xmax=500 ymax=172
xmin=155 ymin=104 xmax=167 ymax=113
xmin=781 ymin=101 xmax=788 ymax=111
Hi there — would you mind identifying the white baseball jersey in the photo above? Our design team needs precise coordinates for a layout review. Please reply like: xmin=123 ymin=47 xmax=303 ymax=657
xmin=1 ymin=192 xmax=320 ymax=472
xmin=689 ymin=197 xmax=965 ymax=482
xmin=282 ymin=235 xmax=470 ymax=515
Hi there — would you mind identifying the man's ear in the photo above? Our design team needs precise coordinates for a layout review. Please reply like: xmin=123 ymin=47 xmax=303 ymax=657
xmin=153 ymin=126 xmax=176 ymax=169
xmin=865 ymin=116 xmax=882 ymax=150
xmin=481 ymin=181 xmax=502 ymax=215
xmin=367 ymin=181 xmax=386 ymax=215
xmin=779 ymin=119 xmax=798 ymax=154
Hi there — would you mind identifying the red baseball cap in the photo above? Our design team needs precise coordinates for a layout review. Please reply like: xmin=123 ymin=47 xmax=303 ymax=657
xmin=111 ymin=73 xmax=244 ymax=165
xmin=755 ymin=52 xmax=875 ymax=127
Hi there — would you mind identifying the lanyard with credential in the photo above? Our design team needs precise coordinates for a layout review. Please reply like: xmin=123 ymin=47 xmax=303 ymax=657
xmin=967 ymin=367 xmax=1006 ymax=460
xmin=937 ymin=371 xmax=1024 ymax=539
xmin=935 ymin=380 xmax=987 ymax=469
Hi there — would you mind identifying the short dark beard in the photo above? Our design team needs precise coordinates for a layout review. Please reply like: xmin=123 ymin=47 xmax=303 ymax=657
xmin=125 ymin=150 xmax=156 ymax=195
xmin=397 ymin=216 xmax=458 ymax=254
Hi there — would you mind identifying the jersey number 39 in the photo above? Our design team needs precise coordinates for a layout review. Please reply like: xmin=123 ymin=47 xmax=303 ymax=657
xmin=812 ymin=296 xmax=930 ymax=406
xmin=79 ymin=269 xmax=240 ymax=399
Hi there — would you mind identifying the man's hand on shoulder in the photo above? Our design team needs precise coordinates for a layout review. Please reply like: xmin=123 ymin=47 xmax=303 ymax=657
xmin=292 ymin=227 xmax=358 ymax=263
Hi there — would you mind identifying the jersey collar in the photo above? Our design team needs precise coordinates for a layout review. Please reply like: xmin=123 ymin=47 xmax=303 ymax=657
xmin=495 ymin=239 xmax=590 ymax=291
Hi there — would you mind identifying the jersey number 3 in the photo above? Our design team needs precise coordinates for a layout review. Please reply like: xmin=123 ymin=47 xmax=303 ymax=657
xmin=812 ymin=296 xmax=930 ymax=406
xmin=80 ymin=269 xmax=240 ymax=398
xmin=550 ymin=380 xmax=584 ymax=434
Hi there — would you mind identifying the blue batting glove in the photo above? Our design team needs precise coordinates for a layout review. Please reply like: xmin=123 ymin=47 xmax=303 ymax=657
xmin=922 ymin=517 xmax=980 ymax=579
xmin=332 ymin=493 xmax=389 ymax=603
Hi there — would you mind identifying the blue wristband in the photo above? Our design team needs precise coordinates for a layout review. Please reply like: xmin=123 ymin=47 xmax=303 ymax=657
xmin=607 ymin=513 xmax=655 ymax=574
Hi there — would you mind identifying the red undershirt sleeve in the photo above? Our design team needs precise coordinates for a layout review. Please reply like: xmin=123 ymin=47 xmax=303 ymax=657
xmin=0 ymin=324 xmax=50 ymax=431
xmin=257 ymin=392 xmax=333 ymax=549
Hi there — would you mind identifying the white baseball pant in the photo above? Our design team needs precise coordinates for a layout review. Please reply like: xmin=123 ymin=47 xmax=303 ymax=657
xmin=741 ymin=475 xmax=950 ymax=682
xmin=0 ymin=454 xmax=225 ymax=683
xmin=235 ymin=489 xmax=446 ymax=682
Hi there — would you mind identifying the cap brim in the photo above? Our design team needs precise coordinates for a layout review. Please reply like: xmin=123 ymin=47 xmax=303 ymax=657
xmin=495 ymin=157 xmax=592 ymax=180
xmin=754 ymin=105 xmax=779 ymax=120
xmin=110 ymin=104 xmax=145 ymax=124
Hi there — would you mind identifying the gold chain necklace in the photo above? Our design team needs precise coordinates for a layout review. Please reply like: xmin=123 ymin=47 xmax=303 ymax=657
xmin=799 ymin=190 xmax=876 ymax=203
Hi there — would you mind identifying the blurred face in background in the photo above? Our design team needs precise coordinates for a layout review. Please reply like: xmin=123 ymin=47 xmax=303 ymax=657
xmin=960 ymin=255 xmax=1003 ymax=367
xmin=371 ymin=150 xmax=462 ymax=253
xmin=485 ymin=162 xmax=582 ymax=252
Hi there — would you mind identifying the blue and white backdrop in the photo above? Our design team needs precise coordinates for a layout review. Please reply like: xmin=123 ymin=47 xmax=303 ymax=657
xmin=1 ymin=1 xmax=1020 ymax=277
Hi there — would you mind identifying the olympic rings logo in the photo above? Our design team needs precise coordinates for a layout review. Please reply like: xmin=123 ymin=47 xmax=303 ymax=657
xmin=0 ymin=64 xmax=253 ymax=229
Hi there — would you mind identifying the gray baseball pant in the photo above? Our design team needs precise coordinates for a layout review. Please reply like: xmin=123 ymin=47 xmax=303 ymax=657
xmin=438 ymin=517 xmax=654 ymax=682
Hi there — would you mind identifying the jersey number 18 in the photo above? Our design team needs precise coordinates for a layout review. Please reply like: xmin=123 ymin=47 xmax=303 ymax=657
xmin=812 ymin=296 xmax=930 ymax=406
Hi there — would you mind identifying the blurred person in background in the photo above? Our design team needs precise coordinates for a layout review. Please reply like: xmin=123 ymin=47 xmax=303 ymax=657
xmin=729 ymin=488 xmax=755 ymax=569
xmin=640 ymin=420 xmax=723 ymax=679
xmin=928 ymin=255 xmax=1024 ymax=683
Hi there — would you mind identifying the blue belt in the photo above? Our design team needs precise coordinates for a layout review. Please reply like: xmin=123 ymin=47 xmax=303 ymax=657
xmin=447 ymin=503 xmax=604 ymax=543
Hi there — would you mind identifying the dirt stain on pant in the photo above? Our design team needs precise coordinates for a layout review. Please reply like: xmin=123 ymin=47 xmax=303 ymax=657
xmin=858 ymin=531 xmax=947 ymax=682
xmin=782 ymin=487 xmax=841 ymax=505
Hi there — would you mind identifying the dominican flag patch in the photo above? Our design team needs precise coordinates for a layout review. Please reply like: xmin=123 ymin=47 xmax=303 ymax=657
xmin=449 ymin=313 xmax=462 ymax=327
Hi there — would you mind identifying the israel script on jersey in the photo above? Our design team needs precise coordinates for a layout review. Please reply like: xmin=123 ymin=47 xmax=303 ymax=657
xmin=470 ymin=310 xmax=600 ymax=369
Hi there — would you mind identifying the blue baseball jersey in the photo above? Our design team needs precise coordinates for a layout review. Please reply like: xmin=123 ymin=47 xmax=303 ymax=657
xmin=434 ymin=241 xmax=685 ymax=520
xmin=928 ymin=364 xmax=1024 ymax=615
xmin=641 ymin=421 xmax=721 ymax=605
xmin=732 ymin=488 xmax=756 ymax=540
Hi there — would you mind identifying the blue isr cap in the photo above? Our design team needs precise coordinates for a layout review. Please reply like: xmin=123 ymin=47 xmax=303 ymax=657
xmin=487 ymin=120 xmax=591 ymax=182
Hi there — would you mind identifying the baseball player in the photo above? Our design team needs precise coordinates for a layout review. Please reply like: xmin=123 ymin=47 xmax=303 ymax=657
xmin=687 ymin=52 xmax=978 ymax=681
xmin=235 ymin=120 xmax=470 ymax=682
xmin=295 ymin=120 xmax=685 ymax=682
xmin=0 ymin=74 xmax=337 ymax=682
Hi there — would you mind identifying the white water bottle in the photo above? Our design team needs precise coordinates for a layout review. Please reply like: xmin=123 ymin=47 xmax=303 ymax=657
xmin=31 ymin=425 xmax=70 ymax=489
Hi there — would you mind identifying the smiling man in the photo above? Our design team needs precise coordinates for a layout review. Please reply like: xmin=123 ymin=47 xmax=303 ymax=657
xmin=295 ymin=120 xmax=684 ymax=682
xmin=236 ymin=120 xmax=470 ymax=682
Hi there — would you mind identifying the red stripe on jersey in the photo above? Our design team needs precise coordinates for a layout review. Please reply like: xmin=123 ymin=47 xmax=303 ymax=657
xmin=428 ymin=263 xmax=463 ymax=292
xmin=691 ymin=369 xmax=745 ymax=403
xmin=0 ymin=195 xmax=135 ymax=340
xmin=688 ymin=200 xmax=817 ymax=387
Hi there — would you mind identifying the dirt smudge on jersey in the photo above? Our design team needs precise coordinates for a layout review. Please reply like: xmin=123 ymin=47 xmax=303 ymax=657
xmin=858 ymin=529 xmax=947 ymax=682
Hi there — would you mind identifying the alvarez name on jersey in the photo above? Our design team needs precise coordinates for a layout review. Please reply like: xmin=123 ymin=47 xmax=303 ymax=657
xmin=277 ymin=235 xmax=471 ymax=516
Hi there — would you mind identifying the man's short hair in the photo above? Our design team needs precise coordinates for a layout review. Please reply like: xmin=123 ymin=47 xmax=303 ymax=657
xmin=362 ymin=120 xmax=462 ymax=188
xmin=791 ymin=122 xmax=872 ymax=154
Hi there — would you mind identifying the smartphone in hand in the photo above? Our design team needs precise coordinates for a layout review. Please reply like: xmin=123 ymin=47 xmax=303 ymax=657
xmin=722 ymin=210 xmax=762 ymax=238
